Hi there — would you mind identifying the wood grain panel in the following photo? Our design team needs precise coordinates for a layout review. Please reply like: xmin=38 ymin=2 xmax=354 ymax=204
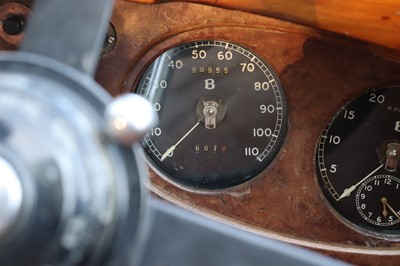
xmin=126 ymin=0 xmax=400 ymax=51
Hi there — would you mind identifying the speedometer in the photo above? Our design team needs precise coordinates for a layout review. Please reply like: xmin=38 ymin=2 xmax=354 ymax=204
xmin=136 ymin=40 xmax=288 ymax=191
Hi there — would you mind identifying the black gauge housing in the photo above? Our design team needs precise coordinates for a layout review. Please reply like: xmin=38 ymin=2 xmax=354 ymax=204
xmin=316 ymin=86 xmax=400 ymax=239
xmin=136 ymin=40 xmax=288 ymax=190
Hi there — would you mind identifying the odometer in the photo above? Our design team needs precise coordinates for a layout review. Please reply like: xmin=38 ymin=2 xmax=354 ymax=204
xmin=136 ymin=40 xmax=288 ymax=191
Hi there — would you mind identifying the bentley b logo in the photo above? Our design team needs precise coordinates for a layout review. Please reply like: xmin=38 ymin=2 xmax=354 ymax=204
xmin=395 ymin=121 xmax=400 ymax=133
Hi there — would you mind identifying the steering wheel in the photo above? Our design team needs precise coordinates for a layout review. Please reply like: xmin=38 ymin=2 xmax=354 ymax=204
xmin=0 ymin=0 xmax=348 ymax=265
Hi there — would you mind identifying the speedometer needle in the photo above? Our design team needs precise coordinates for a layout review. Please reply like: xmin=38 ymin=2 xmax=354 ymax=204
xmin=337 ymin=164 xmax=383 ymax=201
xmin=160 ymin=119 xmax=202 ymax=161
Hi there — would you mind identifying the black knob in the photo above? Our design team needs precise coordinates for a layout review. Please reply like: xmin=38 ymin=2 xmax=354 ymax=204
xmin=2 ymin=15 xmax=25 ymax=35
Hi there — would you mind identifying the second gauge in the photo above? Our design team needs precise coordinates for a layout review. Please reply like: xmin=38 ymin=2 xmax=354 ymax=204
xmin=136 ymin=40 xmax=288 ymax=190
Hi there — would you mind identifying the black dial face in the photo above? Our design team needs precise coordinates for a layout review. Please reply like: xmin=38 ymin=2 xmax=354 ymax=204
xmin=136 ymin=40 xmax=288 ymax=190
xmin=356 ymin=175 xmax=400 ymax=227
xmin=316 ymin=86 xmax=400 ymax=239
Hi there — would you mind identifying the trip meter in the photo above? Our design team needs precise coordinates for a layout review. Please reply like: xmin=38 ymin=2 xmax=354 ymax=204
xmin=136 ymin=40 xmax=288 ymax=191
xmin=316 ymin=86 xmax=400 ymax=239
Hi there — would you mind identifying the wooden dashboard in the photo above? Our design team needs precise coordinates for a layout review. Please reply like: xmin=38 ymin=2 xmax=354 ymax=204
xmin=1 ymin=0 xmax=400 ymax=265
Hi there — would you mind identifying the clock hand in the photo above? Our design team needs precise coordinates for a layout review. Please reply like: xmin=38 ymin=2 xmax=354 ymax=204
xmin=382 ymin=197 xmax=400 ymax=220
xmin=381 ymin=197 xmax=388 ymax=221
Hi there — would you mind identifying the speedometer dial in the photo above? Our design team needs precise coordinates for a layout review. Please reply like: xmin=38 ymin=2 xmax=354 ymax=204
xmin=136 ymin=40 xmax=288 ymax=191
xmin=316 ymin=86 xmax=400 ymax=239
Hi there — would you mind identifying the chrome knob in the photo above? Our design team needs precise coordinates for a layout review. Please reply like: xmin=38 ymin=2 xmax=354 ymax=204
xmin=0 ymin=156 xmax=22 ymax=236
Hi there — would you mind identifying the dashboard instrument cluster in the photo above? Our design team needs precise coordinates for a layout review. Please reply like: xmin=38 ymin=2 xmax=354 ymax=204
xmin=1 ymin=0 xmax=400 ymax=265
